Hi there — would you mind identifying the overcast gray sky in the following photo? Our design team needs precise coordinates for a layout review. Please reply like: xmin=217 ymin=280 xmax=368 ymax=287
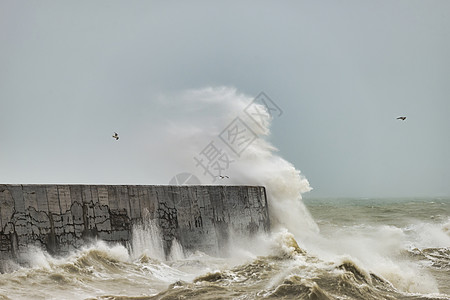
xmin=1 ymin=0 xmax=449 ymax=198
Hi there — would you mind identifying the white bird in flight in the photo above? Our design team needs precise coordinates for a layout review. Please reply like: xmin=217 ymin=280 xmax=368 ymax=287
xmin=112 ymin=132 xmax=119 ymax=140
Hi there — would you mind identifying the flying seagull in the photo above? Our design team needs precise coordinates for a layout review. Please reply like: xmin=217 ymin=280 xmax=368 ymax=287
xmin=217 ymin=175 xmax=229 ymax=179
xmin=112 ymin=132 xmax=119 ymax=140
xmin=396 ymin=116 xmax=406 ymax=121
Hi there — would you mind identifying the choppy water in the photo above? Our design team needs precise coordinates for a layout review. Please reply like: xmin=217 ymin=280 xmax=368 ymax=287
xmin=0 ymin=197 xmax=449 ymax=300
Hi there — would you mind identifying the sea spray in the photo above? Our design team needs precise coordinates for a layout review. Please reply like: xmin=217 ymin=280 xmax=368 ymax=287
xmin=168 ymin=239 xmax=185 ymax=261
xmin=129 ymin=210 xmax=185 ymax=261
xmin=157 ymin=87 xmax=318 ymax=239
xmin=1 ymin=88 xmax=448 ymax=299
xmin=129 ymin=215 xmax=165 ymax=261
xmin=155 ymin=87 xmax=445 ymax=295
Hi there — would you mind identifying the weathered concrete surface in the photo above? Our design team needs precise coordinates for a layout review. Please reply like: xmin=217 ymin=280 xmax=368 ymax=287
xmin=0 ymin=185 xmax=269 ymax=263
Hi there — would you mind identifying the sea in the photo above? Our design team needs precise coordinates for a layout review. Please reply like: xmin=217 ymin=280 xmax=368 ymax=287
xmin=0 ymin=197 xmax=449 ymax=300
xmin=1 ymin=89 xmax=449 ymax=299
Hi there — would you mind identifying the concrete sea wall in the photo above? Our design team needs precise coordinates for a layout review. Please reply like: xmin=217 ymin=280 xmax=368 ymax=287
xmin=0 ymin=184 xmax=269 ymax=264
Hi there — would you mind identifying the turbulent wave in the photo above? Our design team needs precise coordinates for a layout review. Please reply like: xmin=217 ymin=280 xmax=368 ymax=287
xmin=144 ymin=228 xmax=448 ymax=300
xmin=75 ymin=231 xmax=448 ymax=300
xmin=0 ymin=241 xmax=194 ymax=300
xmin=159 ymin=88 xmax=449 ymax=296
xmin=1 ymin=227 xmax=448 ymax=300
xmin=1 ymin=88 xmax=449 ymax=299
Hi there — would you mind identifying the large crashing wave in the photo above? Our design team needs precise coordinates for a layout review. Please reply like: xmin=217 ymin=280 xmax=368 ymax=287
xmin=1 ymin=87 xmax=445 ymax=299
xmin=156 ymin=86 xmax=319 ymax=240
xmin=153 ymin=87 xmax=444 ymax=296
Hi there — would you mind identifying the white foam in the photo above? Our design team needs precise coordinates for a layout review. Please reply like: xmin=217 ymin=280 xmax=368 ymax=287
xmin=130 ymin=217 xmax=165 ymax=261
xmin=158 ymin=87 xmax=318 ymax=239
xmin=20 ymin=245 xmax=53 ymax=270
xmin=168 ymin=238 xmax=185 ymax=261
xmin=407 ymin=218 xmax=450 ymax=249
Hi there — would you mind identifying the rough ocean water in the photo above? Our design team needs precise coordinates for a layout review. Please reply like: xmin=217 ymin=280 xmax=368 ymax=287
xmin=0 ymin=197 xmax=449 ymax=300
xmin=1 ymin=88 xmax=448 ymax=299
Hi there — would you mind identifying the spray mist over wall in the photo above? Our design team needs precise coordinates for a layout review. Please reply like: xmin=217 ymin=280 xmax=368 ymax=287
xmin=154 ymin=86 xmax=318 ymax=240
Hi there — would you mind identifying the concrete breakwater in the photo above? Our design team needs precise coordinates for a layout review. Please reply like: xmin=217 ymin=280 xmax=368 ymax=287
xmin=0 ymin=184 xmax=269 ymax=265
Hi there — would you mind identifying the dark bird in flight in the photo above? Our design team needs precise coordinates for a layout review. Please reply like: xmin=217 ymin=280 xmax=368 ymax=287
xmin=112 ymin=132 xmax=119 ymax=140
xmin=396 ymin=116 xmax=406 ymax=121
xmin=218 ymin=175 xmax=229 ymax=179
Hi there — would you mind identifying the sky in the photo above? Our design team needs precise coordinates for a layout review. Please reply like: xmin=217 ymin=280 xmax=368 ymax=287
xmin=1 ymin=0 xmax=449 ymax=198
